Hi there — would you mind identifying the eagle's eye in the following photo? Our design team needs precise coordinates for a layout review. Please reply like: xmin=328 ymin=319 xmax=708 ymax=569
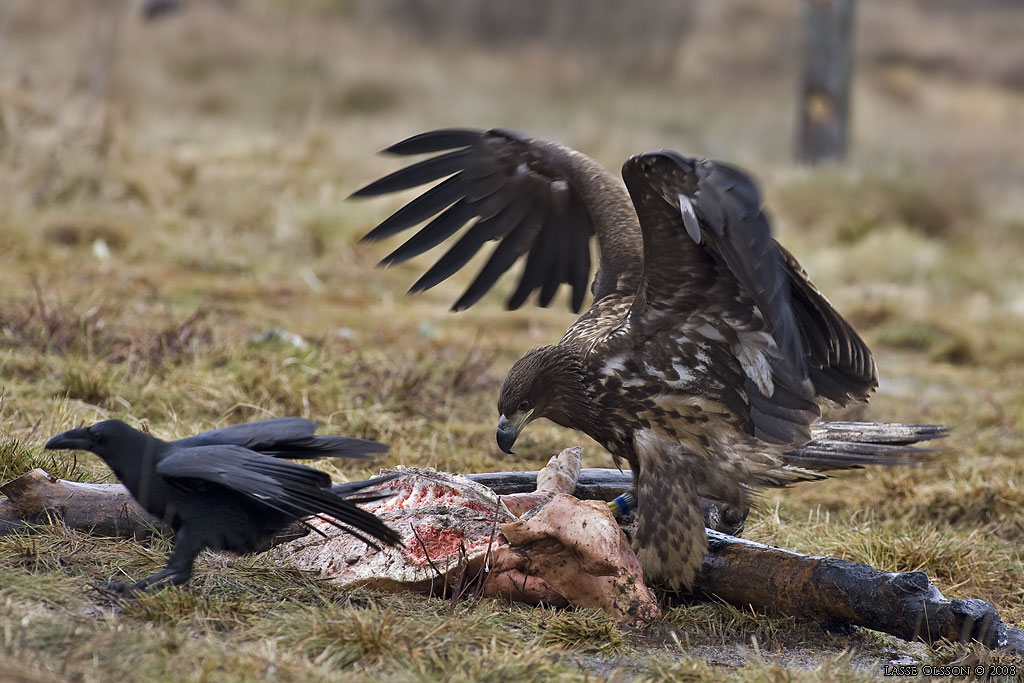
xmin=517 ymin=400 xmax=530 ymax=412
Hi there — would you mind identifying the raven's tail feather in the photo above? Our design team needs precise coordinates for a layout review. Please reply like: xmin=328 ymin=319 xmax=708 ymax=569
xmin=261 ymin=436 xmax=389 ymax=460
xmin=269 ymin=473 xmax=402 ymax=548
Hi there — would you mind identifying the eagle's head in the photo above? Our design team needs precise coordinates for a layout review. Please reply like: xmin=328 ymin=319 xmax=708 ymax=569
xmin=495 ymin=345 xmax=589 ymax=454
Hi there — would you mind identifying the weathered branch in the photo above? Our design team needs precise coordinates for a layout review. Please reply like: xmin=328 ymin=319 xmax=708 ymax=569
xmin=467 ymin=467 xmax=631 ymax=499
xmin=0 ymin=468 xmax=167 ymax=538
xmin=696 ymin=531 xmax=1024 ymax=654
xmin=0 ymin=468 xmax=306 ymax=548
xmin=464 ymin=468 xmax=748 ymax=536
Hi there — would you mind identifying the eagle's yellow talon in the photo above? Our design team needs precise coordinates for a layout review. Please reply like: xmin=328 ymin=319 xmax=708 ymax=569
xmin=608 ymin=492 xmax=635 ymax=516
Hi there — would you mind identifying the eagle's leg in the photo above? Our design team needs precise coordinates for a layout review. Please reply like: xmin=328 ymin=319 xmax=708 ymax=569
xmin=631 ymin=433 xmax=706 ymax=591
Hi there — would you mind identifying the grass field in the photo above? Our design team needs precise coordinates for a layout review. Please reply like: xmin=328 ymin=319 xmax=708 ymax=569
xmin=1 ymin=1 xmax=1023 ymax=680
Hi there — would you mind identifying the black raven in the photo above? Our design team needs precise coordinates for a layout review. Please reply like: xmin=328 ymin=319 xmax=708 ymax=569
xmin=45 ymin=418 xmax=401 ymax=591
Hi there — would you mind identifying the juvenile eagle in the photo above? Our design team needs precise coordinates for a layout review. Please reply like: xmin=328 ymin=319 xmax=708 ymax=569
xmin=353 ymin=128 xmax=879 ymax=589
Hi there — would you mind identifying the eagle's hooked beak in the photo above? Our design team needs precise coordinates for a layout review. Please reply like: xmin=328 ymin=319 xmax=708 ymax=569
xmin=45 ymin=427 xmax=93 ymax=452
xmin=496 ymin=410 xmax=532 ymax=455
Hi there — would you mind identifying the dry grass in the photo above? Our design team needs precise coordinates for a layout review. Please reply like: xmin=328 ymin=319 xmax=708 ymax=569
xmin=1 ymin=0 xmax=1023 ymax=680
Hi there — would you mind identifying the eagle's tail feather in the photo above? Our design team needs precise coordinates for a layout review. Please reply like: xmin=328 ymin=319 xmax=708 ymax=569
xmin=783 ymin=421 xmax=947 ymax=473
xmin=810 ymin=421 xmax=947 ymax=445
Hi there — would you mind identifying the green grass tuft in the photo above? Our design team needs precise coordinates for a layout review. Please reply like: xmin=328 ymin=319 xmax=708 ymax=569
xmin=540 ymin=608 xmax=625 ymax=651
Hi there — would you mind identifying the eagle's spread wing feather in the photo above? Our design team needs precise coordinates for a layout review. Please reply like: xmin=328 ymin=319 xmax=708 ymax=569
xmin=623 ymin=155 xmax=805 ymax=381
xmin=619 ymin=152 xmax=876 ymax=446
xmin=778 ymin=245 xmax=878 ymax=405
xmin=687 ymin=158 xmax=875 ymax=406
xmin=353 ymin=128 xmax=640 ymax=312
xmin=691 ymin=162 xmax=807 ymax=383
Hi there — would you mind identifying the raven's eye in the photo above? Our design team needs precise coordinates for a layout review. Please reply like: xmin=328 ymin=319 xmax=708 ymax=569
xmin=517 ymin=401 xmax=530 ymax=412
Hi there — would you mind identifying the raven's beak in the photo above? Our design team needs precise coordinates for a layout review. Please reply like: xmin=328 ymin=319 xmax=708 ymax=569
xmin=45 ymin=427 xmax=93 ymax=451
xmin=496 ymin=411 xmax=531 ymax=455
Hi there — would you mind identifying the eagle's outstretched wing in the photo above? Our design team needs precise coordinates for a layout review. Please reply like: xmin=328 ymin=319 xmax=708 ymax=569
xmin=351 ymin=128 xmax=642 ymax=312
xmin=620 ymin=151 xmax=877 ymax=444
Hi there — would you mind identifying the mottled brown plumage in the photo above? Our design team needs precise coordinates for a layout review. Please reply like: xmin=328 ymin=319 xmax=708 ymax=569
xmin=354 ymin=129 xmax=882 ymax=589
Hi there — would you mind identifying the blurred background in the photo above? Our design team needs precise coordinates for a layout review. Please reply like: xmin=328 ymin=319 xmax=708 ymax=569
xmin=0 ymin=1 xmax=1022 ymax=676
xmin=2 ymin=0 xmax=1023 ymax=470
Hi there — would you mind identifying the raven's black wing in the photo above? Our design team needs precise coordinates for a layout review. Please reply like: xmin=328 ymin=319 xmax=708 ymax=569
xmin=157 ymin=445 xmax=400 ymax=547
xmin=352 ymin=128 xmax=643 ymax=312
xmin=174 ymin=418 xmax=388 ymax=460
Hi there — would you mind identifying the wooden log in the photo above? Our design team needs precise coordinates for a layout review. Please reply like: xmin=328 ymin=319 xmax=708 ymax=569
xmin=0 ymin=497 xmax=27 ymax=536
xmin=467 ymin=467 xmax=630 ymax=499
xmin=0 ymin=468 xmax=167 ymax=538
xmin=0 ymin=468 xmax=307 ymax=548
xmin=696 ymin=531 xmax=1024 ymax=654
xmin=464 ymin=468 xmax=748 ymax=536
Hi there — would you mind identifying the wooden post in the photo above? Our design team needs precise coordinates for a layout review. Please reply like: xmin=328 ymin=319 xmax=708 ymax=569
xmin=796 ymin=0 xmax=856 ymax=163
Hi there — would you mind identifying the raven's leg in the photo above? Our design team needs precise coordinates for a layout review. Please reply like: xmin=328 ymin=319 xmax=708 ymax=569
xmin=106 ymin=527 xmax=204 ymax=594
xmin=134 ymin=527 xmax=203 ymax=589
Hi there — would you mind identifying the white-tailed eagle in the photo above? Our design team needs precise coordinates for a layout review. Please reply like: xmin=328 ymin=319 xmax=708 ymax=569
xmin=353 ymin=128 xmax=892 ymax=589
